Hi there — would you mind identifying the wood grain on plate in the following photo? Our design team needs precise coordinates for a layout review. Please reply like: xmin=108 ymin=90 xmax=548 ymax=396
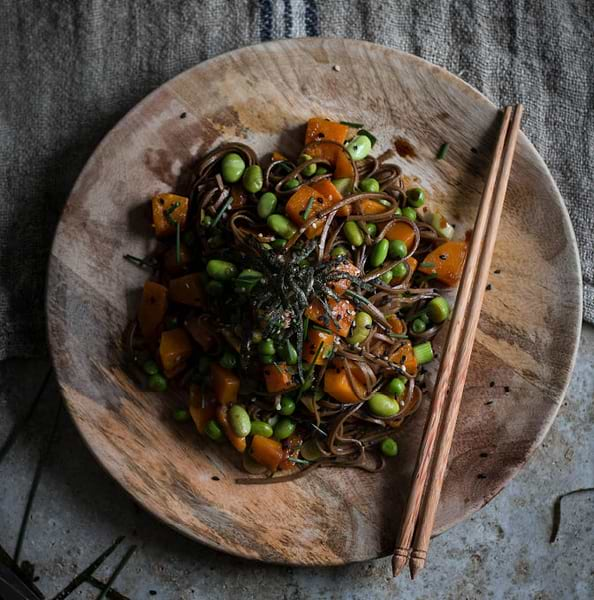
xmin=46 ymin=38 xmax=582 ymax=565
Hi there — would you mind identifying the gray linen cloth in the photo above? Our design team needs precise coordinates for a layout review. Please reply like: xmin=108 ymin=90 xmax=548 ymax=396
xmin=0 ymin=0 xmax=592 ymax=360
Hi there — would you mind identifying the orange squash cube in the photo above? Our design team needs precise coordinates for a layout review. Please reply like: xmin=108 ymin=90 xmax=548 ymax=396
xmin=305 ymin=298 xmax=356 ymax=337
xmin=328 ymin=260 xmax=360 ymax=295
xmin=305 ymin=118 xmax=349 ymax=145
xmin=250 ymin=435 xmax=284 ymax=471
xmin=390 ymin=341 xmax=417 ymax=376
xmin=211 ymin=363 xmax=240 ymax=405
xmin=152 ymin=193 xmax=189 ymax=238
xmin=384 ymin=221 xmax=416 ymax=250
xmin=159 ymin=328 xmax=193 ymax=374
xmin=285 ymin=185 xmax=335 ymax=239
xmin=263 ymin=363 xmax=297 ymax=393
xmin=168 ymin=273 xmax=205 ymax=308
xmin=303 ymin=328 xmax=335 ymax=365
xmin=417 ymin=241 xmax=468 ymax=286
xmin=138 ymin=280 xmax=168 ymax=339
xmin=324 ymin=365 xmax=366 ymax=403
xmin=189 ymin=385 xmax=217 ymax=434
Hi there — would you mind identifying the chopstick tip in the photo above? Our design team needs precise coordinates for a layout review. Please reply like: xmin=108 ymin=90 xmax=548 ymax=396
xmin=410 ymin=556 xmax=425 ymax=579
xmin=392 ymin=550 xmax=409 ymax=577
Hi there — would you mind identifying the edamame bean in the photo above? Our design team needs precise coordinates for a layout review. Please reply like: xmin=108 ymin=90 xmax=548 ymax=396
xmin=283 ymin=178 xmax=300 ymax=191
xmin=229 ymin=405 xmax=251 ymax=437
xmin=273 ymin=418 xmax=296 ymax=440
xmin=388 ymin=239 xmax=408 ymax=260
xmin=205 ymin=419 xmax=224 ymax=441
xmin=380 ymin=438 xmax=399 ymax=457
xmin=142 ymin=359 xmax=159 ymax=375
xmin=235 ymin=269 xmax=263 ymax=293
xmin=278 ymin=396 xmax=296 ymax=416
xmin=279 ymin=340 xmax=298 ymax=365
xmin=148 ymin=373 xmax=167 ymax=392
xmin=270 ymin=238 xmax=287 ymax=249
xmin=258 ymin=338 xmax=276 ymax=356
xmin=267 ymin=214 xmax=298 ymax=239
xmin=260 ymin=355 xmax=275 ymax=365
xmin=221 ymin=152 xmax=245 ymax=183
xmin=391 ymin=262 xmax=408 ymax=280
xmin=345 ymin=135 xmax=372 ymax=161
xmin=386 ymin=377 xmax=406 ymax=397
xmin=344 ymin=221 xmax=364 ymax=247
xmin=206 ymin=259 xmax=237 ymax=281
xmin=315 ymin=166 xmax=329 ymax=176
xmin=173 ymin=409 xmax=190 ymax=422
xmin=369 ymin=239 xmax=389 ymax=268
xmin=365 ymin=223 xmax=378 ymax=237
xmin=359 ymin=178 xmax=380 ymax=193
xmin=402 ymin=207 xmax=417 ymax=221
xmin=257 ymin=192 xmax=278 ymax=219
xmin=242 ymin=165 xmax=264 ymax=193
xmin=331 ymin=246 xmax=349 ymax=258
xmin=331 ymin=178 xmax=352 ymax=195
xmin=427 ymin=296 xmax=450 ymax=323
xmin=201 ymin=214 xmax=213 ymax=227
xmin=380 ymin=270 xmax=393 ymax=284
xmin=219 ymin=351 xmax=238 ymax=370
xmin=347 ymin=311 xmax=373 ymax=345
xmin=206 ymin=280 xmax=224 ymax=296
xmin=250 ymin=421 xmax=273 ymax=438
xmin=407 ymin=187 xmax=425 ymax=207
xmin=368 ymin=393 xmax=400 ymax=417
xmin=299 ymin=154 xmax=317 ymax=177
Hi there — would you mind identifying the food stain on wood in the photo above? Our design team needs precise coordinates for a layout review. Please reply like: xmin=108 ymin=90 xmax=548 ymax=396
xmin=393 ymin=137 xmax=417 ymax=159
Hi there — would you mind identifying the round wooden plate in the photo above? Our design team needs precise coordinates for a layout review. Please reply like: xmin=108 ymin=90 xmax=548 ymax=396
xmin=47 ymin=38 xmax=581 ymax=565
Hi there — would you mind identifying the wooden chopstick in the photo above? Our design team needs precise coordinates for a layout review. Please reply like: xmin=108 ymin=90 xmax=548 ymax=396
xmin=392 ymin=105 xmax=517 ymax=577
xmin=408 ymin=104 xmax=524 ymax=578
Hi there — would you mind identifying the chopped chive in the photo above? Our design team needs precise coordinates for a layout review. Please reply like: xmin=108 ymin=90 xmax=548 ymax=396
xmin=302 ymin=196 xmax=315 ymax=220
xmin=211 ymin=194 xmax=234 ymax=228
xmin=311 ymin=423 xmax=328 ymax=437
xmin=436 ymin=142 xmax=449 ymax=160
xmin=303 ymin=317 xmax=309 ymax=340
xmin=388 ymin=333 xmax=409 ymax=339
xmin=96 ymin=545 xmax=137 ymax=600
xmin=311 ymin=323 xmax=333 ymax=334
xmin=419 ymin=261 xmax=435 ymax=268
xmin=344 ymin=289 xmax=371 ymax=305
xmin=340 ymin=120 xmax=364 ymax=128
xmin=165 ymin=201 xmax=180 ymax=225
xmin=288 ymin=457 xmax=311 ymax=465
xmin=123 ymin=254 xmax=156 ymax=269
xmin=175 ymin=220 xmax=181 ymax=264
xmin=358 ymin=129 xmax=377 ymax=147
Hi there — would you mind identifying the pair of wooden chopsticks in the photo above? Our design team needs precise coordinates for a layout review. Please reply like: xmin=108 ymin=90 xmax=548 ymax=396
xmin=392 ymin=104 xmax=524 ymax=579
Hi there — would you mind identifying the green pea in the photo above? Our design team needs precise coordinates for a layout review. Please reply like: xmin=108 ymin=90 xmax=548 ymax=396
xmin=201 ymin=214 xmax=213 ymax=227
xmin=299 ymin=154 xmax=317 ymax=177
xmin=270 ymin=238 xmax=287 ymax=249
xmin=331 ymin=178 xmax=352 ymax=194
xmin=368 ymin=393 xmax=400 ymax=418
xmin=391 ymin=262 xmax=408 ymax=280
xmin=148 ymin=373 xmax=167 ymax=392
xmin=279 ymin=340 xmax=298 ymax=365
xmin=206 ymin=259 xmax=237 ymax=281
xmin=344 ymin=221 xmax=364 ymax=247
xmin=250 ymin=421 xmax=273 ymax=438
xmin=229 ymin=405 xmax=251 ymax=437
xmin=345 ymin=135 xmax=372 ymax=161
xmin=274 ymin=418 xmax=296 ymax=440
xmin=407 ymin=187 xmax=425 ymax=208
xmin=279 ymin=396 xmax=296 ymax=416
xmin=267 ymin=214 xmax=298 ymax=239
xmin=221 ymin=152 xmax=246 ymax=183
xmin=419 ymin=312 xmax=430 ymax=324
xmin=347 ymin=311 xmax=373 ymax=345
xmin=258 ymin=338 xmax=276 ymax=356
xmin=242 ymin=165 xmax=264 ymax=193
xmin=427 ymin=296 xmax=450 ymax=323
xmin=394 ymin=207 xmax=402 ymax=216
xmin=315 ymin=166 xmax=329 ymax=176
xmin=260 ymin=355 xmax=275 ymax=365
xmin=360 ymin=178 xmax=380 ymax=193
xmin=388 ymin=239 xmax=408 ymax=260
xmin=386 ymin=377 xmax=406 ymax=397
xmin=362 ymin=223 xmax=376 ymax=237
xmin=142 ymin=359 xmax=159 ymax=375
xmin=402 ymin=207 xmax=417 ymax=221
xmin=173 ymin=408 xmax=191 ymax=422
xmin=369 ymin=239 xmax=389 ymax=268
xmin=205 ymin=419 xmax=224 ymax=441
xmin=380 ymin=438 xmax=399 ymax=457
xmin=219 ymin=351 xmax=238 ymax=370
xmin=206 ymin=280 xmax=224 ymax=296
xmin=182 ymin=230 xmax=196 ymax=246
xmin=331 ymin=245 xmax=349 ymax=258
xmin=257 ymin=192 xmax=278 ymax=219
xmin=411 ymin=318 xmax=427 ymax=333
xmin=380 ymin=270 xmax=393 ymax=284
xmin=283 ymin=178 xmax=300 ymax=191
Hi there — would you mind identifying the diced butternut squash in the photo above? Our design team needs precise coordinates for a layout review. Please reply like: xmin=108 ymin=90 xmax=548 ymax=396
xmin=159 ymin=328 xmax=193 ymax=374
xmin=384 ymin=221 xmax=416 ymax=250
xmin=163 ymin=363 xmax=187 ymax=379
xmin=390 ymin=341 xmax=417 ymax=376
xmin=263 ymin=363 xmax=297 ymax=393
xmin=386 ymin=315 xmax=406 ymax=334
xmin=185 ymin=317 xmax=217 ymax=352
xmin=305 ymin=298 xmax=356 ymax=337
xmin=305 ymin=140 xmax=355 ymax=179
xmin=169 ymin=273 xmax=205 ymax=308
xmin=138 ymin=281 xmax=168 ymax=339
xmin=272 ymin=151 xmax=287 ymax=162
xmin=305 ymin=118 xmax=349 ymax=145
xmin=417 ymin=241 xmax=468 ymax=286
xmin=189 ymin=384 xmax=217 ymax=434
xmin=250 ymin=435 xmax=284 ymax=471
xmin=163 ymin=243 xmax=191 ymax=274
xmin=392 ymin=257 xmax=418 ymax=283
xmin=328 ymin=260 xmax=360 ymax=295
xmin=313 ymin=179 xmax=351 ymax=217
xmin=217 ymin=405 xmax=246 ymax=452
xmin=324 ymin=365 xmax=366 ymax=403
xmin=152 ymin=193 xmax=189 ymax=238
xmin=303 ymin=328 xmax=335 ymax=365
xmin=211 ymin=363 xmax=240 ymax=405
xmin=331 ymin=358 xmax=367 ymax=385
xmin=358 ymin=199 xmax=389 ymax=215
xmin=285 ymin=185 xmax=335 ymax=239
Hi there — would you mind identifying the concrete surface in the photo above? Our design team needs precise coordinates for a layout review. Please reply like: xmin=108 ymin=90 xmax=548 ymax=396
xmin=1 ymin=326 xmax=593 ymax=600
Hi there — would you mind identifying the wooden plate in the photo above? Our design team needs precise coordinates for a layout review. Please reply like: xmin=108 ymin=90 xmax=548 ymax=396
xmin=47 ymin=38 xmax=581 ymax=565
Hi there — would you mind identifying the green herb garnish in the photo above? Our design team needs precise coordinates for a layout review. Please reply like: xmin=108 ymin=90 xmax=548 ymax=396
xmin=340 ymin=120 xmax=364 ymax=129
xmin=165 ymin=201 xmax=180 ymax=225
xmin=311 ymin=323 xmax=333 ymax=334
xmin=302 ymin=196 xmax=315 ymax=220
xmin=211 ymin=194 xmax=234 ymax=228
xmin=288 ymin=457 xmax=311 ymax=465
xmin=436 ymin=142 xmax=449 ymax=160
xmin=419 ymin=261 xmax=435 ymax=268
xmin=175 ymin=221 xmax=181 ymax=264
